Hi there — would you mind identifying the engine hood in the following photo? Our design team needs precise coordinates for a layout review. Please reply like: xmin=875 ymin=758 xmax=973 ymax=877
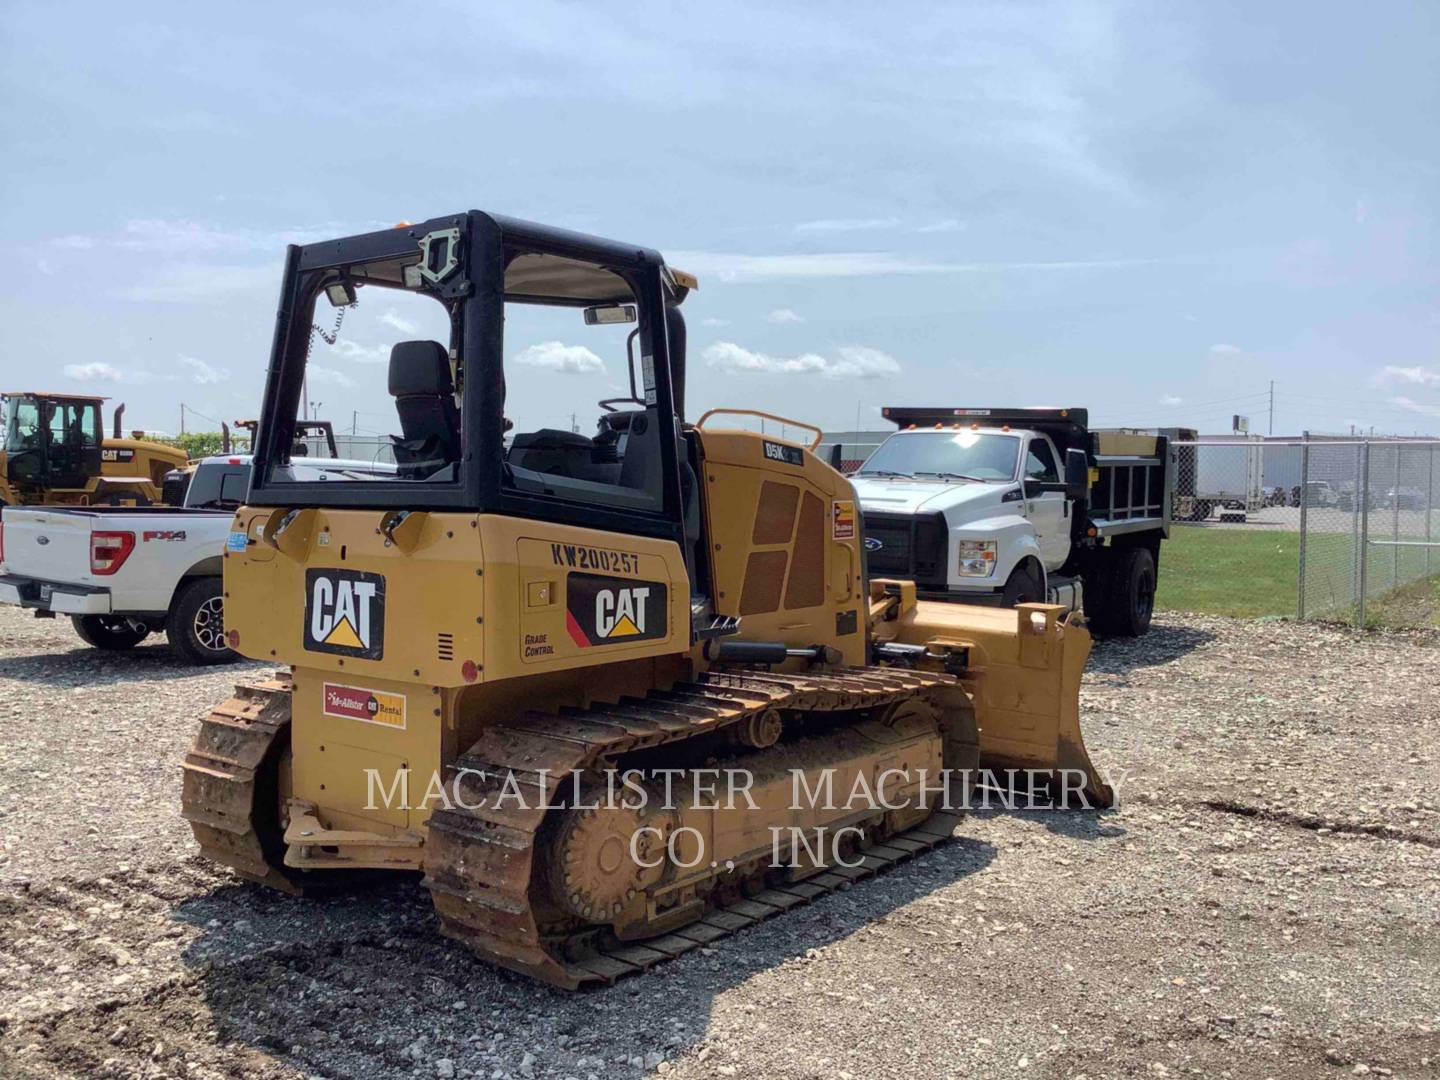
xmin=852 ymin=475 xmax=1011 ymax=517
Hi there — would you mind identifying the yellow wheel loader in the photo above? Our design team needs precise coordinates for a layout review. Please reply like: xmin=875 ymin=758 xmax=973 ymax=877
xmin=0 ymin=392 xmax=186 ymax=507
xmin=183 ymin=213 xmax=1111 ymax=989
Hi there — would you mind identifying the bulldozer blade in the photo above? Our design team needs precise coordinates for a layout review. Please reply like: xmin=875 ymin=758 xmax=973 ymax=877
xmin=870 ymin=588 xmax=1114 ymax=808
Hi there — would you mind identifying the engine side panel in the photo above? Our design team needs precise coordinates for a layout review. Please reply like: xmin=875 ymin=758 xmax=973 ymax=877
xmin=695 ymin=429 xmax=866 ymax=665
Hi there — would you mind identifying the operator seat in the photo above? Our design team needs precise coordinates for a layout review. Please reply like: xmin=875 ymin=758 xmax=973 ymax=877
xmin=388 ymin=340 xmax=461 ymax=479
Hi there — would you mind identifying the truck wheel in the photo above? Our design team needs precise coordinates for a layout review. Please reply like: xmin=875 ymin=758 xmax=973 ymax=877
xmin=1089 ymin=548 xmax=1156 ymax=637
xmin=166 ymin=577 xmax=238 ymax=665
xmin=71 ymin=615 xmax=150 ymax=651
xmin=1000 ymin=562 xmax=1044 ymax=607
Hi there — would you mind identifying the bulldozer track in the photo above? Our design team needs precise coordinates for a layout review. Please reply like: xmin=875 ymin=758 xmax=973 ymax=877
xmin=181 ymin=674 xmax=310 ymax=895
xmin=182 ymin=667 xmax=967 ymax=989
xmin=425 ymin=665 xmax=965 ymax=988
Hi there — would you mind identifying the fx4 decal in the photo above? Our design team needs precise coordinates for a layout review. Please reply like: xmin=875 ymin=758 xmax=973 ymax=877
xmin=305 ymin=568 xmax=385 ymax=660
xmin=564 ymin=572 xmax=667 ymax=648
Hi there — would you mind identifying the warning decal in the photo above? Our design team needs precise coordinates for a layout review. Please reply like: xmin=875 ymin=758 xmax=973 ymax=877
xmin=832 ymin=500 xmax=856 ymax=540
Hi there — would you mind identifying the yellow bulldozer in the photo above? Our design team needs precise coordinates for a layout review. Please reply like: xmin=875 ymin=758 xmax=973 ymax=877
xmin=183 ymin=212 xmax=1111 ymax=989
xmin=0 ymin=391 xmax=187 ymax=507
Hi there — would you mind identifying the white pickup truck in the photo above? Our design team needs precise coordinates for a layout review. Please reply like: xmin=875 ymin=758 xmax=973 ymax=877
xmin=851 ymin=406 xmax=1178 ymax=637
xmin=0 ymin=456 xmax=252 ymax=662
xmin=0 ymin=453 xmax=395 ymax=662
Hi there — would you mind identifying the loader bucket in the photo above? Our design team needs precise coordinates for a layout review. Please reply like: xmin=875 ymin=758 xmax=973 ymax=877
xmin=870 ymin=585 xmax=1114 ymax=808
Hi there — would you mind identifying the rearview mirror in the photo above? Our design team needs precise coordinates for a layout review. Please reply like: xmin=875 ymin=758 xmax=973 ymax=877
xmin=583 ymin=303 xmax=638 ymax=326
xmin=1063 ymin=447 xmax=1088 ymax=501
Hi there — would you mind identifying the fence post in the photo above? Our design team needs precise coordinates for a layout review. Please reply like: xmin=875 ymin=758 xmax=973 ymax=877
xmin=1392 ymin=445 xmax=1402 ymax=589
xmin=1358 ymin=441 xmax=1371 ymax=628
xmin=1297 ymin=438 xmax=1309 ymax=620
xmin=1428 ymin=444 xmax=1435 ymax=577
xmin=1351 ymin=442 xmax=1362 ymax=611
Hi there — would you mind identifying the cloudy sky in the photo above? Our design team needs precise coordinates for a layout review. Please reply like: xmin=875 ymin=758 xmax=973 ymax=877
xmin=2 ymin=1 xmax=1438 ymax=438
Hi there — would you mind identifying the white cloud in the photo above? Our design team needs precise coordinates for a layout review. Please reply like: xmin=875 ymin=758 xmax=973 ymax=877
xmin=64 ymin=361 xmax=124 ymax=382
xmin=700 ymin=317 xmax=729 ymax=327
xmin=1376 ymin=365 xmax=1440 ymax=387
xmin=915 ymin=219 xmax=964 ymax=234
xmin=794 ymin=217 xmax=901 ymax=233
xmin=181 ymin=356 xmax=230 ymax=385
xmin=120 ymin=263 xmax=277 ymax=302
xmin=671 ymin=250 xmax=1164 ymax=283
xmin=829 ymin=346 xmax=903 ymax=378
xmin=332 ymin=340 xmax=392 ymax=364
xmin=307 ymin=366 xmax=356 ymax=388
xmin=1209 ymin=343 xmax=1242 ymax=355
xmin=765 ymin=308 xmax=804 ymax=324
xmin=62 ymin=219 xmax=379 ymax=256
xmin=380 ymin=310 xmax=418 ymax=335
xmin=1390 ymin=396 xmax=1440 ymax=418
xmin=513 ymin=341 xmax=605 ymax=375
xmin=1158 ymin=394 xmax=1183 ymax=406
xmin=703 ymin=342 xmax=900 ymax=380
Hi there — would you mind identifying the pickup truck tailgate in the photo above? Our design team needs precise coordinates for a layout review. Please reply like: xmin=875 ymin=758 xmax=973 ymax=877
xmin=0 ymin=509 xmax=95 ymax=581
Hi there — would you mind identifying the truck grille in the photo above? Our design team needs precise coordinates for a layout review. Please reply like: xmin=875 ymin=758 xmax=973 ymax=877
xmin=863 ymin=511 xmax=948 ymax=587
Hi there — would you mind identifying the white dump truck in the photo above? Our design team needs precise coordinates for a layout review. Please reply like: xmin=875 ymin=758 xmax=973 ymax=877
xmin=850 ymin=406 xmax=1178 ymax=636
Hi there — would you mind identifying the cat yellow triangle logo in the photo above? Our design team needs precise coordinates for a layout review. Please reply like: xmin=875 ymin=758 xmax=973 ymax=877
xmin=323 ymin=616 xmax=364 ymax=649
xmin=605 ymin=613 xmax=641 ymax=638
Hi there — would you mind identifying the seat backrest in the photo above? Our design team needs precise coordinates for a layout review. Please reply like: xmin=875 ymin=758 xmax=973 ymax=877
xmin=388 ymin=341 xmax=461 ymax=476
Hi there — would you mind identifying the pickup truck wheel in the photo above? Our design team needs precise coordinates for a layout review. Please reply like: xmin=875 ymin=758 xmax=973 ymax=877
xmin=1000 ymin=562 xmax=1044 ymax=607
xmin=1089 ymin=548 xmax=1156 ymax=637
xmin=166 ymin=578 xmax=238 ymax=665
xmin=71 ymin=615 xmax=150 ymax=651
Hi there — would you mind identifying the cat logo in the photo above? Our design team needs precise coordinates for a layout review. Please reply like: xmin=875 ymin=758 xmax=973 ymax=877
xmin=564 ymin=572 xmax=667 ymax=648
xmin=304 ymin=568 xmax=385 ymax=660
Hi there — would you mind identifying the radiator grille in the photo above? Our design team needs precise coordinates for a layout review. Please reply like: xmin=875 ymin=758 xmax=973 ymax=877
xmin=863 ymin=511 xmax=949 ymax=586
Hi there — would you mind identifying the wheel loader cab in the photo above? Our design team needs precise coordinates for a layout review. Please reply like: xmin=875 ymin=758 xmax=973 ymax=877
xmin=2 ymin=392 xmax=104 ymax=493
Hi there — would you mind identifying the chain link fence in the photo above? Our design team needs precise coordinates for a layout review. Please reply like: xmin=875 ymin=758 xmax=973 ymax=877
xmin=1172 ymin=438 xmax=1440 ymax=628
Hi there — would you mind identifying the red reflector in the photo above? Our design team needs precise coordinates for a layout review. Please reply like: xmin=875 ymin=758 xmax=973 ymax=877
xmin=226 ymin=629 xmax=240 ymax=648
xmin=461 ymin=660 xmax=479 ymax=683
xmin=90 ymin=531 xmax=136 ymax=575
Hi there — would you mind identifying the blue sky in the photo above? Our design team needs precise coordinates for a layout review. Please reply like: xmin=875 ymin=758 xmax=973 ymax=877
xmin=2 ymin=1 xmax=1438 ymax=438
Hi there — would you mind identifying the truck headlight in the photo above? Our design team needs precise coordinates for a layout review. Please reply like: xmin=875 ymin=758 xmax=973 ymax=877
xmin=957 ymin=539 xmax=996 ymax=576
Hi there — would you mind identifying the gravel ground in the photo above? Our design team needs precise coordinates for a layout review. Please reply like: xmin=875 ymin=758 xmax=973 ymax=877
xmin=1 ymin=604 xmax=1437 ymax=1079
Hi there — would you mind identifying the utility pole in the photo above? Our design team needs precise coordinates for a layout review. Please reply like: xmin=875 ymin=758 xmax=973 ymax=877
xmin=352 ymin=410 xmax=357 ymax=436
xmin=1268 ymin=380 xmax=1274 ymax=436
xmin=180 ymin=403 xmax=185 ymax=436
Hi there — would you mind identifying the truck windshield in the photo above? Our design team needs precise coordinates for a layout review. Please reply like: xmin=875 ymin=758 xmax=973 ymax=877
xmin=858 ymin=431 xmax=1020 ymax=481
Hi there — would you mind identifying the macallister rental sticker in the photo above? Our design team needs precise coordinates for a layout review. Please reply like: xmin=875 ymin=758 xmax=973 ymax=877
xmin=322 ymin=682 xmax=406 ymax=730
xmin=832 ymin=500 xmax=856 ymax=540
